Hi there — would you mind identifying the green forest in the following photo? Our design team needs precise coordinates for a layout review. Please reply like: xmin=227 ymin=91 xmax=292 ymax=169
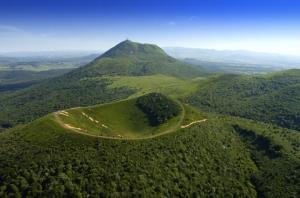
xmin=136 ymin=93 xmax=181 ymax=125
xmin=187 ymin=70 xmax=300 ymax=131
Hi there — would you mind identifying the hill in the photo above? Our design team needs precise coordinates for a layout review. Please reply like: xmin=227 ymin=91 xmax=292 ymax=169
xmin=0 ymin=40 xmax=204 ymax=128
xmin=71 ymin=40 xmax=204 ymax=78
xmin=187 ymin=69 xmax=300 ymax=131
xmin=0 ymin=98 xmax=299 ymax=197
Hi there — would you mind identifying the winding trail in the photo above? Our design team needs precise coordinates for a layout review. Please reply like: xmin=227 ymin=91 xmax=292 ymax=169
xmin=54 ymin=103 xmax=207 ymax=140
xmin=181 ymin=119 xmax=207 ymax=129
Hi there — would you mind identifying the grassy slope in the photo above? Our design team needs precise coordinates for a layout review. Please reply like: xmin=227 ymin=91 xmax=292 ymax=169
xmin=83 ymin=74 xmax=203 ymax=98
xmin=56 ymin=98 xmax=184 ymax=138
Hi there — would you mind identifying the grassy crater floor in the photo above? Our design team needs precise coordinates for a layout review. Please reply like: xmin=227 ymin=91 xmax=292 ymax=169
xmin=53 ymin=98 xmax=204 ymax=139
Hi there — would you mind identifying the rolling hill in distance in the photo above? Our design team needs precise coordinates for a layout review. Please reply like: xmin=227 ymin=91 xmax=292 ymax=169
xmin=165 ymin=47 xmax=300 ymax=69
xmin=0 ymin=40 xmax=300 ymax=197
xmin=0 ymin=54 xmax=98 ymax=94
xmin=0 ymin=54 xmax=98 ymax=71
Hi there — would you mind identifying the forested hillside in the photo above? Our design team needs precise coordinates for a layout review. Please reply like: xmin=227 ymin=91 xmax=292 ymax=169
xmin=187 ymin=69 xmax=300 ymax=131
xmin=0 ymin=104 xmax=299 ymax=197
xmin=0 ymin=69 xmax=72 ymax=93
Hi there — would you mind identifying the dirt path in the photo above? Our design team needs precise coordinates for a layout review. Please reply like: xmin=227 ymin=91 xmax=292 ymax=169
xmin=54 ymin=112 xmax=103 ymax=138
xmin=53 ymin=103 xmax=206 ymax=140
xmin=180 ymin=119 xmax=207 ymax=129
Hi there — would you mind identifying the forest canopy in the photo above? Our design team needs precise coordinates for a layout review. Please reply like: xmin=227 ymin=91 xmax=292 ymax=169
xmin=136 ymin=93 xmax=181 ymax=126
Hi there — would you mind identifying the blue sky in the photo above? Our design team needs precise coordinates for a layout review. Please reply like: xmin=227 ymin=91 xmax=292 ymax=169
xmin=0 ymin=0 xmax=300 ymax=55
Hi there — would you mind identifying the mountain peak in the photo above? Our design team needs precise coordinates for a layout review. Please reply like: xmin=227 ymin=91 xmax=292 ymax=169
xmin=100 ymin=40 xmax=167 ymax=58
xmin=74 ymin=40 xmax=204 ymax=79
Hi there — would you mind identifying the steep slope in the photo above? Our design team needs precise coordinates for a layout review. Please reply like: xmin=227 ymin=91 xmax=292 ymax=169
xmin=0 ymin=100 xmax=299 ymax=197
xmin=0 ymin=40 xmax=204 ymax=128
xmin=187 ymin=69 xmax=300 ymax=131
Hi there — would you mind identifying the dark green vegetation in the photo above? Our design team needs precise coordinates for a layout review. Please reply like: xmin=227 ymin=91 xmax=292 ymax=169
xmin=0 ymin=69 xmax=72 ymax=84
xmin=187 ymin=69 xmax=300 ymax=131
xmin=228 ymin=118 xmax=300 ymax=197
xmin=0 ymin=69 xmax=72 ymax=93
xmin=136 ymin=93 xmax=181 ymax=125
xmin=0 ymin=40 xmax=203 ymax=128
xmin=55 ymin=96 xmax=183 ymax=138
xmin=0 ymin=105 xmax=299 ymax=197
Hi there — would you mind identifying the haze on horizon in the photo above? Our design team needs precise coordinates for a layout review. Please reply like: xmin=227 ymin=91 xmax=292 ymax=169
xmin=1 ymin=0 xmax=300 ymax=56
